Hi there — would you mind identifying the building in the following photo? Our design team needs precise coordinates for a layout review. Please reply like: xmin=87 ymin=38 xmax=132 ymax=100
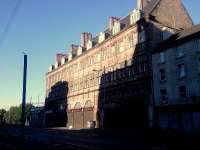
xmin=152 ymin=25 xmax=200 ymax=131
xmin=30 ymin=106 xmax=45 ymax=127
xmin=45 ymin=0 xmax=193 ymax=129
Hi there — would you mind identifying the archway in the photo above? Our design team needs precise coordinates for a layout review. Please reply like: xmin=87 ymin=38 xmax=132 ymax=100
xmin=83 ymin=100 xmax=94 ymax=128
xmin=73 ymin=102 xmax=83 ymax=129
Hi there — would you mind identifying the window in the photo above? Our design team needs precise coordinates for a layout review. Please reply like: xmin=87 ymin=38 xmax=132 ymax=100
xmin=198 ymin=58 xmax=200 ymax=73
xmin=98 ymin=32 xmax=105 ymax=43
xmin=176 ymin=45 xmax=184 ymax=58
xmin=112 ymin=22 xmax=121 ymax=35
xmin=160 ymin=69 xmax=166 ymax=81
xmin=128 ymin=36 xmax=134 ymax=48
xmin=179 ymin=86 xmax=187 ymax=98
xmin=160 ymin=52 xmax=166 ymax=63
xmin=139 ymin=31 xmax=145 ymax=43
xmin=127 ymin=59 xmax=132 ymax=66
xmin=74 ymin=102 xmax=82 ymax=110
xmin=197 ymin=39 xmax=200 ymax=52
xmin=87 ymin=40 xmax=93 ymax=50
xmin=115 ymin=43 xmax=120 ymax=52
xmin=160 ymin=89 xmax=168 ymax=104
xmin=130 ymin=9 xmax=142 ymax=25
xmin=162 ymin=30 xmax=172 ymax=40
xmin=178 ymin=64 xmax=186 ymax=78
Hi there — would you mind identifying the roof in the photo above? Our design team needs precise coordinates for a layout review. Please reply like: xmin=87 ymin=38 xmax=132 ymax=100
xmin=154 ymin=24 xmax=200 ymax=53
xmin=76 ymin=0 xmax=161 ymax=47
xmin=144 ymin=0 xmax=160 ymax=14
xmin=91 ymin=14 xmax=131 ymax=45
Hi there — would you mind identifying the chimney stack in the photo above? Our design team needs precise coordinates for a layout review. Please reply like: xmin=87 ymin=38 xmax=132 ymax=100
xmin=56 ymin=53 xmax=66 ymax=63
xmin=109 ymin=17 xmax=120 ymax=31
xmin=81 ymin=32 xmax=92 ymax=48
xmin=70 ymin=44 xmax=79 ymax=58
xmin=137 ymin=0 xmax=150 ymax=10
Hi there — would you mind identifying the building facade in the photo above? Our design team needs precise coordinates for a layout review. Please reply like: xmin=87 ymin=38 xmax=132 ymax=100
xmin=30 ymin=106 xmax=45 ymax=127
xmin=45 ymin=0 xmax=193 ymax=129
xmin=152 ymin=25 xmax=200 ymax=131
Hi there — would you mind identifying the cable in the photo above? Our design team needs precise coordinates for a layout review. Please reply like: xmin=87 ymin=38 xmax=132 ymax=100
xmin=0 ymin=0 xmax=23 ymax=46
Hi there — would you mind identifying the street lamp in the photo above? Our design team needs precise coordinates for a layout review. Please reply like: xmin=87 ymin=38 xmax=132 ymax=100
xmin=21 ymin=52 xmax=27 ymax=148
xmin=92 ymin=66 xmax=106 ymax=129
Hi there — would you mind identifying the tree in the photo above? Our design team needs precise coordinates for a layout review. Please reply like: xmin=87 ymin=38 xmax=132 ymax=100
xmin=0 ymin=109 xmax=6 ymax=116
xmin=0 ymin=109 xmax=6 ymax=126
xmin=3 ymin=103 xmax=33 ymax=124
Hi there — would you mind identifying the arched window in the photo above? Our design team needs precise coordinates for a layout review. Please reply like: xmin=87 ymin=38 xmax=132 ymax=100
xmin=84 ymin=100 xmax=93 ymax=108
xmin=74 ymin=102 xmax=81 ymax=110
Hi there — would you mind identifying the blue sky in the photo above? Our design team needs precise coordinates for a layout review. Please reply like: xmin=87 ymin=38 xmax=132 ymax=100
xmin=0 ymin=0 xmax=199 ymax=109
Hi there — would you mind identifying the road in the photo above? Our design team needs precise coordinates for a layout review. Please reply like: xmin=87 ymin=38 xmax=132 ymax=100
xmin=0 ymin=126 xmax=200 ymax=150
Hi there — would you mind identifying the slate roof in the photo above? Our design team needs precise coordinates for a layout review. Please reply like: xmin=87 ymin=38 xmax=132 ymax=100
xmin=154 ymin=24 xmax=200 ymax=53
xmin=91 ymin=14 xmax=131 ymax=45
xmin=144 ymin=0 xmax=160 ymax=14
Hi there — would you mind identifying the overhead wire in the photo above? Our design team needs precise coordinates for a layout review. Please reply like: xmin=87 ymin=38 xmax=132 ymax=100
xmin=0 ymin=0 xmax=23 ymax=47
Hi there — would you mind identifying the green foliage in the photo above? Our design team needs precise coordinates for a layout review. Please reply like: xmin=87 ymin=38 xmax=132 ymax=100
xmin=2 ymin=103 xmax=33 ymax=124
xmin=0 ymin=109 xmax=6 ymax=116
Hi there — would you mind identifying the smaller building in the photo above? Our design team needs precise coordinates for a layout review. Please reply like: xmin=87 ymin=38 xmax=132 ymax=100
xmin=30 ymin=106 xmax=45 ymax=127
xmin=152 ymin=25 xmax=200 ymax=132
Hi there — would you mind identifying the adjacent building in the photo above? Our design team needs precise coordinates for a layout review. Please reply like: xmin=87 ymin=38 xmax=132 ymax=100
xmin=152 ymin=25 xmax=200 ymax=131
xmin=30 ymin=106 xmax=45 ymax=127
xmin=45 ymin=0 xmax=193 ymax=129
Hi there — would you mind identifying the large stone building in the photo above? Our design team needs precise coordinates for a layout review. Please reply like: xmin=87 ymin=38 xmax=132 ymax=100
xmin=152 ymin=25 xmax=200 ymax=131
xmin=45 ymin=0 xmax=193 ymax=129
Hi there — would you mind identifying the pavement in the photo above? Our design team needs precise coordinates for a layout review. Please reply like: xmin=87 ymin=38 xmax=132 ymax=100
xmin=0 ymin=126 xmax=200 ymax=150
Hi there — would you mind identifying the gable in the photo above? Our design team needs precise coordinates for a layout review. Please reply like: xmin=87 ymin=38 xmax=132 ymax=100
xmin=148 ymin=0 xmax=193 ymax=29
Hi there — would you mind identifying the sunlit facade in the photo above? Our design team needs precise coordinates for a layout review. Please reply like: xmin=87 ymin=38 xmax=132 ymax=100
xmin=45 ymin=0 xmax=193 ymax=129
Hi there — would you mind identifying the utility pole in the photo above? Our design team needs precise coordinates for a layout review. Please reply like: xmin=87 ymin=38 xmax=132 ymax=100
xmin=21 ymin=53 xmax=27 ymax=149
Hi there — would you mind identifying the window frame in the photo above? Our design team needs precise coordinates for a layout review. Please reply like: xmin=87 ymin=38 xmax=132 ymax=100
xmin=128 ymin=36 xmax=134 ymax=48
xmin=198 ymin=58 xmax=200 ymax=73
xmin=160 ymin=69 xmax=166 ymax=81
xmin=178 ymin=63 xmax=186 ymax=79
xmin=160 ymin=89 xmax=168 ymax=104
xmin=197 ymin=39 xmax=200 ymax=52
xmin=176 ymin=45 xmax=184 ymax=58
xmin=159 ymin=52 xmax=166 ymax=63
xmin=179 ymin=86 xmax=187 ymax=99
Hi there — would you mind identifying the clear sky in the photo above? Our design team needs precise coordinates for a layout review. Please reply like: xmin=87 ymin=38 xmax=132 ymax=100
xmin=0 ymin=0 xmax=199 ymax=109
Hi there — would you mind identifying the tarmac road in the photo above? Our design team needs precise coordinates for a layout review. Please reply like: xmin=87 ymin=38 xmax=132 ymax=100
xmin=0 ymin=126 xmax=200 ymax=150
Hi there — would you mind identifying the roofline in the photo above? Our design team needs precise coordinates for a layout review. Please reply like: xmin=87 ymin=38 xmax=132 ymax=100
xmin=46 ymin=22 xmax=140 ymax=76
xmin=154 ymin=30 xmax=200 ymax=54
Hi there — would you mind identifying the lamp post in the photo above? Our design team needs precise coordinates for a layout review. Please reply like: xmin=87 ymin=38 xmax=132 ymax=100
xmin=92 ymin=66 xmax=105 ymax=129
xmin=21 ymin=52 xmax=27 ymax=148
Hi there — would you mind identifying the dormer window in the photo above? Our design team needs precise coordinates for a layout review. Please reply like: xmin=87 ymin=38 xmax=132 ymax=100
xmin=77 ymin=46 xmax=83 ymax=56
xmin=130 ymin=9 xmax=143 ymax=25
xmin=55 ymin=62 xmax=59 ymax=69
xmin=99 ymin=32 xmax=105 ymax=43
xmin=68 ymin=53 xmax=72 ymax=61
xmin=112 ymin=22 xmax=121 ymax=35
xmin=87 ymin=40 xmax=93 ymax=50
xmin=49 ymin=65 xmax=53 ymax=72
xmin=61 ymin=57 xmax=66 ymax=65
